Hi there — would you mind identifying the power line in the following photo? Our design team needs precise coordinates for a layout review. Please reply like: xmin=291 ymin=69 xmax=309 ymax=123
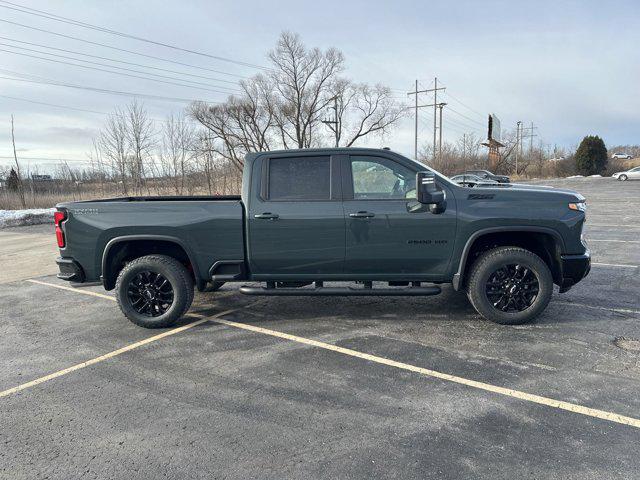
xmin=0 ymin=47 xmax=236 ymax=95
xmin=0 ymin=36 xmax=243 ymax=85
xmin=0 ymin=18 xmax=249 ymax=78
xmin=0 ymin=94 xmax=107 ymax=115
xmin=447 ymin=106 xmax=485 ymax=127
xmin=0 ymin=0 xmax=267 ymax=70
xmin=0 ymin=70 xmax=217 ymax=103
xmin=0 ymin=43 xmax=241 ymax=92
xmin=443 ymin=91 xmax=485 ymax=119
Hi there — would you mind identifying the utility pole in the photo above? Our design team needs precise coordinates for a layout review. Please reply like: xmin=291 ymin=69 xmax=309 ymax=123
xmin=438 ymin=102 xmax=447 ymax=162
xmin=520 ymin=123 xmax=538 ymax=160
xmin=321 ymin=96 xmax=339 ymax=147
xmin=462 ymin=133 xmax=467 ymax=173
xmin=407 ymin=78 xmax=446 ymax=161
xmin=515 ymin=120 xmax=522 ymax=175
xmin=529 ymin=121 xmax=535 ymax=158
xmin=10 ymin=115 xmax=26 ymax=208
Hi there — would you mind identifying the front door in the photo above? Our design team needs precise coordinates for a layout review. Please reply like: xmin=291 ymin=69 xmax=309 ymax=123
xmin=248 ymin=154 xmax=345 ymax=278
xmin=342 ymin=154 xmax=457 ymax=278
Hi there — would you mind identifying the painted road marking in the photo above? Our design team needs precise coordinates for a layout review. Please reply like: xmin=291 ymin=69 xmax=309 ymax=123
xmin=8 ymin=278 xmax=640 ymax=430
xmin=0 ymin=306 xmax=244 ymax=399
xmin=27 ymin=279 xmax=115 ymax=300
xmin=554 ymin=301 xmax=640 ymax=316
xmin=586 ymin=224 xmax=640 ymax=229
xmin=211 ymin=317 xmax=640 ymax=429
xmin=592 ymin=262 xmax=638 ymax=268
xmin=587 ymin=239 xmax=640 ymax=244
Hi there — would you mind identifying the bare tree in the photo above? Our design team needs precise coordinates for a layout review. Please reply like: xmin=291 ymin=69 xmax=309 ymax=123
xmin=160 ymin=113 xmax=196 ymax=194
xmin=125 ymin=100 xmax=156 ymax=194
xmin=190 ymin=75 xmax=276 ymax=171
xmin=98 ymin=109 xmax=129 ymax=195
xmin=190 ymin=32 xmax=404 ymax=167
xmin=333 ymin=83 xmax=405 ymax=147
xmin=268 ymin=31 xmax=343 ymax=148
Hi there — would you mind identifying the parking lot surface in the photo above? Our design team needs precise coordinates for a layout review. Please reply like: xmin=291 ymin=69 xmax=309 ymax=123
xmin=1 ymin=177 xmax=639 ymax=479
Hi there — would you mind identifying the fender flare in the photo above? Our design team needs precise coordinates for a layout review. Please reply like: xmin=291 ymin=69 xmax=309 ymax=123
xmin=101 ymin=234 xmax=204 ymax=289
xmin=452 ymin=226 xmax=565 ymax=291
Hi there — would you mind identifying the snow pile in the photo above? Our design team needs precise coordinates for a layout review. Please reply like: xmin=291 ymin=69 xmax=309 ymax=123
xmin=0 ymin=208 xmax=55 ymax=228
xmin=565 ymin=175 xmax=584 ymax=179
xmin=588 ymin=174 xmax=602 ymax=178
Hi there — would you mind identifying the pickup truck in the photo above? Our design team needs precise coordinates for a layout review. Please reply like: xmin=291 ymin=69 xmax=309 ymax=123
xmin=54 ymin=148 xmax=590 ymax=328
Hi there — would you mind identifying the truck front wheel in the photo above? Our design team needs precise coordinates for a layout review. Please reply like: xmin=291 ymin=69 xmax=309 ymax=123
xmin=467 ymin=247 xmax=553 ymax=325
xmin=115 ymin=254 xmax=194 ymax=328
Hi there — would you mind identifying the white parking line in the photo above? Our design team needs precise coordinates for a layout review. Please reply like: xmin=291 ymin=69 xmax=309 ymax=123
xmin=6 ymin=277 xmax=640 ymax=430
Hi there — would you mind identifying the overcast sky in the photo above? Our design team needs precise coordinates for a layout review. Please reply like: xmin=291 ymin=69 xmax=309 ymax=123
xmin=1 ymin=0 xmax=639 ymax=173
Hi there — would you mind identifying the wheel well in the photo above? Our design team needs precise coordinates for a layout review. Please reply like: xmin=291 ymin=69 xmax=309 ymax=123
xmin=461 ymin=231 xmax=562 ymax=287
xmin=102 ymin=240 xmax=195 ymax=290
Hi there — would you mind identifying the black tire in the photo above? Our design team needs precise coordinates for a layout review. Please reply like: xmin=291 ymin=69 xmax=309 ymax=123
xmin=618 ymin=174 xmax=628 ymax=181
xmin=115 ymin=254 xmax=194 ymax=328
xmin=467 ymin=247 xmax=553 ymax=325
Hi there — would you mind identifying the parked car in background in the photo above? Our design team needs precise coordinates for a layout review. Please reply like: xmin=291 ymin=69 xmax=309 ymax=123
xmin=463 ymin=170 xmax=510 ymax=183
xmin=611 ymin=153 xmax=633 ymax=160
xmin=450 ymin=174 xmax=499 ymax=188
xmin=612 ymin=166 xmax=640 ymax=181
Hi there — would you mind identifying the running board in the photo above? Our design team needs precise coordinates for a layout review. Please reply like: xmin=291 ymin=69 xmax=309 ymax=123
xmin=239 ymin=285 xmax=441 ymax=296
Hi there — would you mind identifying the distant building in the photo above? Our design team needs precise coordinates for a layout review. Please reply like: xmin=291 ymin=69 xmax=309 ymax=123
xmin=31 ymin=174 xmax=53 ymax=182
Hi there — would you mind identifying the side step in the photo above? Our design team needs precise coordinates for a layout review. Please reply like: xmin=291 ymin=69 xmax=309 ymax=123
xmin=239 ymin=283 xmax=441 ymax=297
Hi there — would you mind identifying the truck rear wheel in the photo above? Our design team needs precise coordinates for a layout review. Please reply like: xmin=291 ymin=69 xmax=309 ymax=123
xmin=467 ymin=247 xmax=553 ymax=325
xmin=115 ymin=254 xmax=194 ymax=328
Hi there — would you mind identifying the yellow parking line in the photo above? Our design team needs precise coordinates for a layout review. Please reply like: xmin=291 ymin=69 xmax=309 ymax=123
xmin=212 ymin=317 xmax=640 ymax=429
xmin=554 ymin=301 xmax=640 ymax=315
xmin=0 ymin=307 xmax=240 ymax=399
xmin=15 ymin=277 xmax=640 ymax=430
xmin=592 ymin=262 xmax=638 ymax=268
xmin=27 ymin=279 xmax=115 ymax=300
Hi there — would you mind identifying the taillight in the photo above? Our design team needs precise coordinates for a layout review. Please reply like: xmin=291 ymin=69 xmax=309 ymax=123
xmin=54 ymin=210 xmax=66 ymax=248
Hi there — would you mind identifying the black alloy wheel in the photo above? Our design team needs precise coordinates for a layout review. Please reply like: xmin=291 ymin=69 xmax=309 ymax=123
xmin=127 ymin=270 xmax=174 ymax=317
xmin=485 ymin=264 xmax=539 ymax=312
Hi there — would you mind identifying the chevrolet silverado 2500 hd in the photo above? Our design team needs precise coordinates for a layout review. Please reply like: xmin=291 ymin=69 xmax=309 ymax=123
xmin=54 ymin=148 xmax=590 ymax=328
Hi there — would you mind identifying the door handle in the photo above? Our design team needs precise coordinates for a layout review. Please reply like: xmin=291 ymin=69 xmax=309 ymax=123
xmin=349 ymin=211 xmax=375 ymax=218
xmin=254 ymin=212 xmax=279 ymax=220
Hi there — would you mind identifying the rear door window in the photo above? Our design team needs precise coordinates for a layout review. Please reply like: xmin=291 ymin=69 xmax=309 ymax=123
xmin=267 ymin=156 xmax=331 ymax=200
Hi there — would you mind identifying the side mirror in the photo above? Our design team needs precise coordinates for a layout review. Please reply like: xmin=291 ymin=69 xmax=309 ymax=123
xmin=417 ymin=171 xmax=444 ymax=202
xmin=416 ymin=171 xmax=446 ymax=213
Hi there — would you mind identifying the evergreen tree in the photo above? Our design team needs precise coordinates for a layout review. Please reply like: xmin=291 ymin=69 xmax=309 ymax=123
xmin=6 ymin=167 xmax=20 ymax=191
xmin=575 ymin=135 xmax=608 ymax=175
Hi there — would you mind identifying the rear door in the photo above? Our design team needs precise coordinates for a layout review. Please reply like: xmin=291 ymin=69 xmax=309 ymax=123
xmin=342 ymin=154 xmax=457 ymax=278
xmin=247 ymin=153 xmax=345 ymax=277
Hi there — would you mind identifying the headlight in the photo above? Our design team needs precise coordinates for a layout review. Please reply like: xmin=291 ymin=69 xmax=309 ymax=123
xmin=568 ymin=202 xmax=586 ymax=212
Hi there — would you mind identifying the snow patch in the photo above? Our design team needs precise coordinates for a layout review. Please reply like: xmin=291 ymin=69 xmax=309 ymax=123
xmin=588 ymin=174 xmax=602 ymax=178
xmin=0 ymin=208 xmax=55 ymax=228
xmin=565 ymin=175 xmax=584 ymax=179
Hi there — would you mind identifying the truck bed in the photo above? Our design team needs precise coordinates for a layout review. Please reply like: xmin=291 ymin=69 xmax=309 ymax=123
xmin=57 ymin=197 xmax=245 ymax=285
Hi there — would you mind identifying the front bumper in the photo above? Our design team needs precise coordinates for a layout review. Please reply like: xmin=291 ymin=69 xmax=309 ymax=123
xmin=558 ymin=249 xmax=591 ymax=293
xmin=56 ymin=257 xmax=85 ymax=282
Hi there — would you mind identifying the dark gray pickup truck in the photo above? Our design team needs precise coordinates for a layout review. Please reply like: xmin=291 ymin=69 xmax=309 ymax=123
xmin=55 ymin=148 xmax=590 ymax=328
